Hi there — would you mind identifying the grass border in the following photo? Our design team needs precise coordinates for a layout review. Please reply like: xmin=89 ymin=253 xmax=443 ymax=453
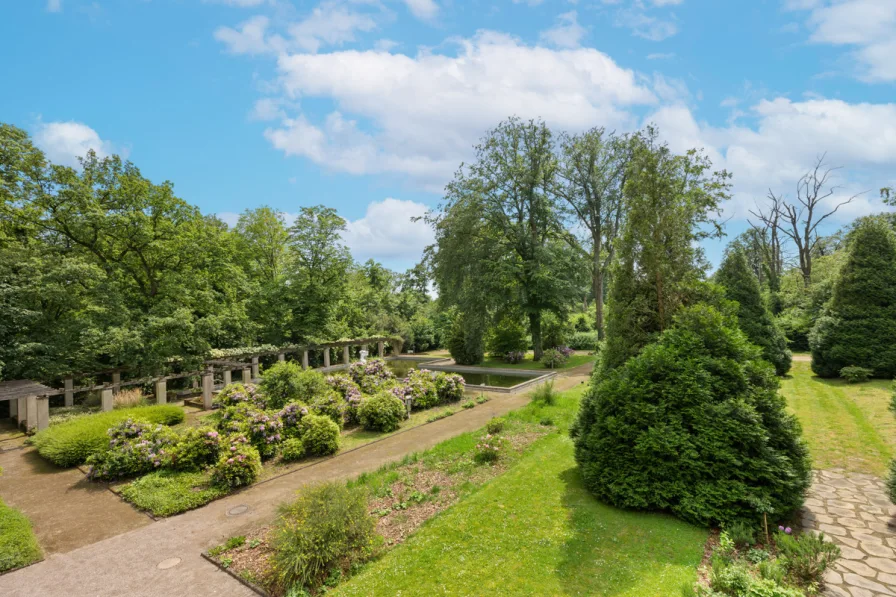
xmin=200 ymin=551 xmax=269 ymax=596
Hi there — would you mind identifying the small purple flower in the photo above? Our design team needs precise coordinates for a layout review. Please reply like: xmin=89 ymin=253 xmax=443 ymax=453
xmin=785 ymin=527 xmax=792 ymax=534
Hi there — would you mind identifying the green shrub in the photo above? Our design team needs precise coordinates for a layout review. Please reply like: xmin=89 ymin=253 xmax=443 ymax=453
xmin=710 ymin=561 xmax=752 ymax=595
xmin=486 ymin=417 xmax=506 ymax=434
xmin=531 ymin=381 xmax=558 ymax=406
xmin=281 ymin=438 xmax=306 ymax=462
xmin=775 ymin=530 xmax=840 ymax=589
xmin=299 ymin=414 xmax=340 ymax=456
xmin=473 ymin=434 xmax=504 ymax=464
xmin=811 ymin=219 xmax=896 ymax=378
xmin=120 ymin=469 xmax=227 ymax=517
xmin=309 ymin=391 xmax=346 ymax=429
xmin=573 ymin=304 xmax=812 ymax=527
xmin=757 ymin=559 xmax=786 ymax=584
xmin=169 ymin=427 xmax=222 ymax=471
xmin=541 ymin=311 xmax=572 ymax=350
xmin=540 ymin=348 xmax=568 ymax=368
xmin=461 ymin=400 xmax=475 ymax=409
xmin=211 ymin=435 xmax=262 ymax=488
xmin=725 ymin=520 xmax=756 ymax=548
xmin=31 ymin=405 xmax=184 ymax=467
xmin=278 ymin=402 xmax=309 ymax=439
xmin=434 ymin=372 xmax=465 ymax=403
xmin=839 ymin=365 xmax=873 ymax=383
xmin=261 ymin=362 xmax=328 ymax=409
xmin=486 ymin=314 xmax=529 ymax=357
xmin=888 ymin=459 xmax=896 ymax=505
xmin=348 ymin=359 xmax=395 ymax=394
xmin=446 ymin=311 xmax=485 ymax=366
xmin=568 ymin=331 xmax=600 ymax=352
xmin=404 ymin=369 xmax=439 ymax=410
xmin=214 ymin=383 xmax=267 ymax=409
xmin=271 ymin=482 xmax=375 ymax=590
xmin=86 ymin=419 xmax=179 ymax=480
xmin=715 ymin=249 xmax=792 ymax=375
xmin=358 ymin=392 xmax=406 ymax=433
xmin=0 ymin=497 xmax=42 ymax=572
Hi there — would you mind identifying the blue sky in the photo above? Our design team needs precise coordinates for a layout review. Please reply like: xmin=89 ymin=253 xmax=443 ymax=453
xmin=2 ymin=0 xmax=894 ymax=271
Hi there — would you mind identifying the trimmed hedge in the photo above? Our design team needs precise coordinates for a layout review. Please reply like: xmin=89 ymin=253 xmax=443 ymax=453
xmin=358 ymin=391 xmax=406 ymax=432
xmin=0 ymin=497 xmax=42 ymax=572
xmin=30 ymin=405 xmax=184 ymax=467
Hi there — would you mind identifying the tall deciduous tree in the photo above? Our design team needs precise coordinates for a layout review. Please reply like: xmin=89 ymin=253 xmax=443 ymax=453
xmin=602 ymin=126 xmax=730 ymax=370
xmin=555 ymin=128 xmax=633 ymax=339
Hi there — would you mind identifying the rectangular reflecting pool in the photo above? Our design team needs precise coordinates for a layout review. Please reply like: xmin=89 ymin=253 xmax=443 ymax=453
xmin=385 ymin=358 xmax=554 ymax=393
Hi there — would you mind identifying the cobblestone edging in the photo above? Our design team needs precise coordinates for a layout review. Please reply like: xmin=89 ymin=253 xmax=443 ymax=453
xmin=801 ymin=470 xmax=896 ymax=596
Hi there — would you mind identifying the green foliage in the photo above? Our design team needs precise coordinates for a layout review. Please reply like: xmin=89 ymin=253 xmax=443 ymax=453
xmin=0 ymin=496 xmax=42 ymax=572
xmin=811 ymin=219 xmax=896 ymax=378
xmin=260 ymin=361 xmax=311 ymax=409
xmin=30 ymin=405 xmax=184 ymax=467
xmin=541 ymin=311 xmax=572 ymax=349
xmin=775 ymin=531 xmax=840 ymax=589
xmin=403 ymin=369 xmax=439 ymax=409
xmin=210 ymin=435 xmax=262 ymax=488
xmin=169 ymin=427 xmax=222 ymax=472
xmin=839 ymin=366 xmax=873 ymax=383
xmin=271 ymin=482 xmax=375 ymax=590
xmin=446 ymin=311 xmax=485 ymax=365
xmin=86 ymin=419 xmax=179 ymax=480
xmin=433 ymin=372 xmax=465 ymax=403
xmin=716 ymin=249 xmax=792 ymax=375
xmin=531 ymin=381 xmax=558 ymax=406
xmin=486 ymin=313 xmax=529 ymax=357
xmin=213 ymin=383 xmax=267 ymax=409
xmin=573 ymin=304 xmax=811 ymax=526
xmin=120 ymin=470 xmax=227 ymax=517
xmin=473 ymin=433 xmax=504 ymax=464
xmin=486 ymin=417 xmax=506 ymax=434
xmin=358 ymin=392 xmax=406 ymax=432
xmin=568 ymin=331 xmax=600 ymax=351
xmin=725 ymin=520 xmax=756 ymax=548
xmin=281 ymin=438 xmax=306 ymax=462
xmin=540 ymin=348 xmax=568 ymax=368
xmin=308 ymin=391 xmax=346 ymax=429
xmin=888 ymin=459 xmax=896 ymax=505
xmin=299 ymin=414 xmax=340 ymax=456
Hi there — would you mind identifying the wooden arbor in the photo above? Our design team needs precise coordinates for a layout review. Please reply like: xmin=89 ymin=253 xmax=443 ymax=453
xmin=0 ymin=380 xmax=54 ymax=432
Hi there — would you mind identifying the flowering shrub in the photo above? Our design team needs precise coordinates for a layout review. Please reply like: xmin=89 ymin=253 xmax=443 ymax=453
xmin=504 ymin=351 xmax=525 ymax=364
xmin=556 ymin=345 xmax=575 ymax=358
xmin=473 ymin=434 xmax=504 ymax=464
xmin=216 ymin=403 xmax=258 ymax=435
xmin=358 ymin=391 xmax=407 ymax=432
xmin=245 ymin=409 xmax=284 ymax=459
xmin=211 ymin=434 xmax=262 ymax=488
xmin=326 ymin=375 xmax=363 ymax=425
xmin=344 ymin=390 xmax=363 ymax=426
xmin=86 ymin=419 xmax=178 ymax=480
xmin=299 ymin=414 xmax=340 ymax=456
xmin=278 ymin=402 xmax=309 ymax=438
xmin=214 ymin=383 xmax=267 ymax=409
xmin=309 ymin=391 xmax=346 ymax=429
xmin=348 ymin=358 xmax=395 ymax=393
xmin=404 ymin=369 xmax=439 ymax=410
xmin=540 ymin=348 xmax=568 ymax=368
xmin=169 ymin=426 xmax=221 ymax=471
xmin=434 ymin=372 xmax=465 ymax=403
xmin=280 ymin=437 xmax=306 ymax=462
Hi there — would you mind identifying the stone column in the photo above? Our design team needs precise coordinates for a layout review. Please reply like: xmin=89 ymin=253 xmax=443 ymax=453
xmin=251 ymin=356 xmax=260 ymax=380
xmin=242 ymin=367 xmax=251 ymax=384
xmin=64 ymin=376 xmax=74 ymax=407
xmin=16 ymin=398 xmax=26 ymax=426
xmin=36 ymin=397 xmax=50 ymax=431
xmin=323 ymin=349 xmax=330 ymax=368
xmin=343 ymin=346 xmax=350 ymax=365
xmin=378 ymin=340 xmax=385 ymax=358
xmin=112 ymin=371 xmax=121 ymax=395
xmin=155 ymin=379 xmax=167 ymax=405
xmin=101 ymin=388 xmax=114 ymax=412
xmin=202 ymin=369 xmax=213 ymax=410
xmin=223 ymin=370 xmax=232 ymax=386
xmin=25 ymin=395 xmax=38 ymax=431
xmin=9 ymin=399 xmax=17 ymax=420
xmin=302 ymin=351 xmax=309 ymax=370
xmin=278 ymin=352 xmax=285 ymax=363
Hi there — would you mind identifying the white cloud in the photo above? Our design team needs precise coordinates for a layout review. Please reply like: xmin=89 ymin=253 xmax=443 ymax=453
xmin=33 ymin=121 xmax=117 ymax=167
xmin=46 ymin=0 xmax=62 ymax=12
xmin=646 ymin=52 xmax=675 ymax=60
xmin=651 ymin=0 xmax=683 ymax=4
xmin=263 ymin=30 xmax=655 ymax=187
xmin=342 ymin=198 xmax=434 ymax=260
xmin=539 ymin=11 xmax=587 ymax=49
xmin=403 ymin=0 xmax=438 ymax=20
xmin=513 ymin=0 xmax=546 ymax=6
xmin=615 ymin=8 xmax=678 ymax=41
xmin=793 ymin=0 xmax=896 ymax=82
xmin=215 ymin=15 xmax=283 ymax=55
xmin=204 ymin=0 xmax=269 ymax=6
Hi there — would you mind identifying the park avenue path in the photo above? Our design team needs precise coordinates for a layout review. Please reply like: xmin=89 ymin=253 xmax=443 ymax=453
xmin=0 ymin=370 xmax=590 ymax=597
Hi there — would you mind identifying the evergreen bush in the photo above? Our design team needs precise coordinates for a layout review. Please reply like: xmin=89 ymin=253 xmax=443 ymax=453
xmin=261 ymin=363 xmax=329 ymax=409
xmin=299 ymin=414 xmax=340 ymax=456
xmin=358 ymin=391 xmax=406 ymax=432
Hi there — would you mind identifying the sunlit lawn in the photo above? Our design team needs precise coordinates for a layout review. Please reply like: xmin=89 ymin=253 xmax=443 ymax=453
xmin=477 ymin=351 xmax=598 ymax=371
xmin=781 ymin=360 xmax=895 ymax=476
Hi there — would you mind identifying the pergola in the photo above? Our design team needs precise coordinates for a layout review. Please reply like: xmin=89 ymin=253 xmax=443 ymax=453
xmin=0 ymin=380 xmax=54 ymax=432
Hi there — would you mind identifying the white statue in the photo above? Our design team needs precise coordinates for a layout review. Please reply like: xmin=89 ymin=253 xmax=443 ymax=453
xmin=359 ymin=349 xmax=369 ymax=363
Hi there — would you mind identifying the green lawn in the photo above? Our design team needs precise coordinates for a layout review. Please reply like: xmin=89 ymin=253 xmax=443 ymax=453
xmin=477 ymin=352 xmax=598 ymax=371
xmin=333 ymin=388 xmax=706 ymax=597
xmin=780 ymin=360 xmax=896 ymax=476
xmin=0 ymin=497 xmax=42 ymax=572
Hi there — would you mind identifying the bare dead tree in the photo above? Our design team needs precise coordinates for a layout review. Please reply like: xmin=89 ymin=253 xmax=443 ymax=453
xmin=748 ymin=191 xmax=785 ymax=289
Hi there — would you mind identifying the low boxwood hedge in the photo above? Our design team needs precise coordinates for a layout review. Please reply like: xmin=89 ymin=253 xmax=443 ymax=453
xmin=0 ymin=497 xmax=42 ymax=572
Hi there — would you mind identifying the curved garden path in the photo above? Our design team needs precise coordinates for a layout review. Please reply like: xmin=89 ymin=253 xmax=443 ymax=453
xmin=0 ymin=371 xmax=590 ymax=597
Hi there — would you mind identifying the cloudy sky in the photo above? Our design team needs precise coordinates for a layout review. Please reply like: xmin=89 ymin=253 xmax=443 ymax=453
xmin=3 ymin=0 xmax=895 ymax=270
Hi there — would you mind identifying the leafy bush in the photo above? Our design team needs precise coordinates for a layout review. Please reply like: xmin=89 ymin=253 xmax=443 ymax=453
xmin=573 ymin=313 xmax=592 ymax=332
xmin=216 ymin=402 xmax=258 ymax=435
xmin=540 ymin=348 xmax=568 ymax=368
xmin=486 ymin=417 xmax=506 ymax=434
xmin=568 ymin=331 xmax=599 ymax=351
xmin=446 ymin=311 xmax=485 ymax=366
xmin=839 ymin=366 xmax=873 ymax=383
xmin=404 ymin=369 xmax=439 ymax=410
xmin=541 ymin=311 xmax=572 ymax=350
xmin=775 ymin=530 xmax=840 ymax=589
xmin=0 ymin=496 xmax=42 ymax=572
xmin=348 ymin=359 xmax=395 ymax=393
xmin=325 ymin=375 xmax=361 ymax=401
xmin=434 ymin=372 xmax=465 ymax=403
xmin=309 ymin=391 xmax=346 ymax=429
xmin=810 ymin=219 xmax=896 ymax=378
xmin=261 ymin=363 xmax=329 ymax=409
xmin=474 ymin=434 xmax=504 ymax=464
xmin=358 ymin=392 xmax=406 ymax=432
xmin=888 ymin=458 xmax=896 ymax=505
xmin=725 ymin=520 xmax=756 ymax=548
xmin=244 ymin=409 xmax=284 ymax=459
xmin=271 ymin=482 xmax=375 ymax=590
xmin=169 ymin=427 xmax=221 ymax=471
xmin=281 ymin=438 xmax=306 ymax=462
xmin=86 ymin=419 xmax=179 ymax=480
xmin=504 ymin=351 xmax=525 ymax=364
xmin=572 ymin=304 xmax=812 ymax=526
xmin=120 ymin=469 xmax=227 ymax=517
xmin=531 ymin=380 xmax=558 ymax=406
xmin=556 ymin=345 xmax=574 ymax=358
xmin=279 ymin=402 xmax=309 ymax=439
xmin=211 ymin=434 xmax=262 ymax=488
xmin=299 ymin=414 xmax=340 ymax=456
xmin=716 ymin=249 xmax=792 ymax=376
xmin=486 ymin=314 xmax=529 ymax=357
xmin=214 ymin=383 xmax=267 ymax=409
xmin=31 ymin=405 xmax=184 ymax=467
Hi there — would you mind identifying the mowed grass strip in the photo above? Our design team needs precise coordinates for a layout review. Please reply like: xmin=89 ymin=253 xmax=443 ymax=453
xmin=333 ymin=433 xmax=706 ymax=597
xmin=781 ymin=361 xmax=895 ymax=476
xmin=477 ymin=352 xmax=598 ymax=371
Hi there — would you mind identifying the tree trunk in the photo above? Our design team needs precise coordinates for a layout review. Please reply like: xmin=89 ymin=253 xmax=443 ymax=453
xmin=595 ymin=269 xmax=605 ymax=341
xmin=529 ymin=311 xmax=544 ymax=361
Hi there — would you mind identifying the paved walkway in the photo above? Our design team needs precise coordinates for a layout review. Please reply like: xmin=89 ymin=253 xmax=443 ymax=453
xmin=0 ymin=372 xmax=588 ymax=597
xmin=802 ymin=470 xmax=896 ymax=596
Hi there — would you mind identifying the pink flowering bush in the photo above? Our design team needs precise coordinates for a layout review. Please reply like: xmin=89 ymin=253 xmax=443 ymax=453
xmin=358 ymin=391 xmax=407 ymax=432
xmin=403 ymin=368 xmax=439 ymax=410
xmin=540 ymin=348 xmax=568 ymax=368
xmin=556 ymin=345 xmax=575 ymax=358
xmin=348 ymin=358 xmax=395 ymax=393
xmin=216 ymin=403 xmax=258 ymax=435
xmin=214 ymin=383 xmax=267 ymax=409
xmin=211 ymin=434 xmax=262 ymax=488
xmin=326 ymin=375 xmax=364 ymax=425
xmin=245 ymin=409 xmax=284 ymax=459
xmin=434 ymin=372 xmax=465 ymax=403
xmin=169 ymin=426 xmax=222 ymax=471
xmin=504 ymin=351 xmax=525 ymax=364
xmin=309 ymin=390 xmax=347 ymax=429
xmin=473 ymin=433 xmax=504 ymax=464
xmin=278 ymin=401 xmax=309 ymax=438
xmin=86 ymin=418 xmax=178 ymax=480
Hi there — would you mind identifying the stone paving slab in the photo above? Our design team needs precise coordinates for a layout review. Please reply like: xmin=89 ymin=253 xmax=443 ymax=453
xmin=802 ymin=469 xmax=896 ymax=596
